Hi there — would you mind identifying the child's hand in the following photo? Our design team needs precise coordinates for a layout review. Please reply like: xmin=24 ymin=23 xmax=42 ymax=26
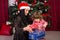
xmin=43 ymin=22 xmax=48 ymax=28
xmin=37 ymin=27 xmax=42 ymax=30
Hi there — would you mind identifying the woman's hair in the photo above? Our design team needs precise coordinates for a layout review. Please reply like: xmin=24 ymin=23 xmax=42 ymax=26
xmin=18 ymin=9 xmax=29 ymax=25
xmin=31 ymin=11 xmax=43 ymax=20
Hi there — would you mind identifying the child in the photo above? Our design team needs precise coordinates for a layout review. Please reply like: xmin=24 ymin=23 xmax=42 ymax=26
xmin=28 ymin=11 xmax=48 ymax=40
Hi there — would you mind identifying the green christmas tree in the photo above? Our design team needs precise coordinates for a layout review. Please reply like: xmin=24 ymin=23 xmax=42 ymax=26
xmin=8 ymin=0 xmax=51 ymax=27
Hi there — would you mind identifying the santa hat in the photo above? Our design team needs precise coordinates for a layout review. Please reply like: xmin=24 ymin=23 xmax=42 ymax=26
xmin=18 ymin=1 xmax=30 ymax=10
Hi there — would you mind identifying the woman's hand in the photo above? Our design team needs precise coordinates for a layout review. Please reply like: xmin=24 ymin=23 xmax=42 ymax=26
xmin=26 ymin=26 xmax=33 ymax=33
xmin=23 ymin=25 xmax=33 ymax=33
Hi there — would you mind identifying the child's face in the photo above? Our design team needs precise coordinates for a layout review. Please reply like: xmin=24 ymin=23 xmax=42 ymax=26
xmin=34 ymin=19 xmax=40 ymax=22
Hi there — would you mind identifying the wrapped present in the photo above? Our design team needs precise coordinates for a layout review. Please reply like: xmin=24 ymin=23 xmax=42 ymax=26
xmin=29 ymin=30 xmax=45 ymax=40
xmin=0 ymin=24 xmax=12 ymax=35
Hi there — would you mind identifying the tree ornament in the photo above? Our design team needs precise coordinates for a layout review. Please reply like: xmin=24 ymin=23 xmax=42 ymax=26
xmin=44 ymin=0 xmax=47 ymax=3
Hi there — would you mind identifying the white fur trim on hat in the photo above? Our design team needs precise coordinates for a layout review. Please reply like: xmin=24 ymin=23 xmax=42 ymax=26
xmin=20 ymin=6 xmax=30 ymax=10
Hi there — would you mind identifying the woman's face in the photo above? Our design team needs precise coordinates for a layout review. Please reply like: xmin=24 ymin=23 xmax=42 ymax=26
xmin=24 ymin=9 xmax=29 ymax=15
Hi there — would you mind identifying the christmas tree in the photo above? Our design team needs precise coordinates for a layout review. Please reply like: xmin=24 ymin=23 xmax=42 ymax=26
xmin=10 ymin=0 xmax=49 ymax=18
xmin=8 ymin=0 xmax=51 ymax=27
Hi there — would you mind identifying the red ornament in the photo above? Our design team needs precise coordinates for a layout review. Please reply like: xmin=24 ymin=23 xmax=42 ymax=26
xmin=31 ymin=3 xmax=36 ymax=7
xmin=44 ymin=2 xmax=48 ymax=7
xmin=34 ymin=0 xmax=36 ymax=4
xmin=42 ymin=14 xmax=49 ymax=17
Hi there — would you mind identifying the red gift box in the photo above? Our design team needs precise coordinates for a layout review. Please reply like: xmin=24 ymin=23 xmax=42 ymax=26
xmin=0 ymin=24 xmax=12 ymax=36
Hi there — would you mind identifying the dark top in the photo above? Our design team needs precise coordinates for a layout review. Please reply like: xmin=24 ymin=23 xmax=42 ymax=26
xmin=13 ymin=9 xmax=32 ymax=40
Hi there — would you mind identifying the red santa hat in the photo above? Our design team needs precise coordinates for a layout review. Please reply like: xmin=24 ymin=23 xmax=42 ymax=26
xmin=18 ymin=1 xmax=30 ymax=10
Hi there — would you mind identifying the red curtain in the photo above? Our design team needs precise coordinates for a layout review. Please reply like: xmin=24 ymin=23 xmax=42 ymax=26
xmin=0 ymin=0 xmax=8 ymax=28
xmin=46 ymin=0 xmax=60 ymax=31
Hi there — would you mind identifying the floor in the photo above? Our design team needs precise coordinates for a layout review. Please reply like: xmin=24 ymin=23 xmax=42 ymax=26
xmin=0 ymin=31 xmax=60 ymax=40
xmin=45 ymin=31 xmax=60 ymax=40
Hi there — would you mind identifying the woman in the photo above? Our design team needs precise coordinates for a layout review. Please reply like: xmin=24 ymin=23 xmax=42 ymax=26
xmin=13 ymin=1 xmax=33 ymax=40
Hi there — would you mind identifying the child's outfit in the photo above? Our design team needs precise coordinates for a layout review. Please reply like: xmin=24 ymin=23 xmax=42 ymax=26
xmin=29 ymin=19 xmax=47 ymax=40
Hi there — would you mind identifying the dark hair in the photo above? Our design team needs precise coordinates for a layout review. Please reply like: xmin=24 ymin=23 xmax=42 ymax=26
xmin=18 ymin=9 xmax=25 ymax=16
xmin=18 ymin=9 xmax=29 ymax=25
xmin=31 ymin=11 xmax=43 ymax=20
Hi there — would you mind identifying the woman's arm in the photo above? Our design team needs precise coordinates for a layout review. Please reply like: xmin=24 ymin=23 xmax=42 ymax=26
xmin=14 ymin=16 xmax=33 ymax=32
xmin=14 ymin=16 xmax=24 ymax=32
